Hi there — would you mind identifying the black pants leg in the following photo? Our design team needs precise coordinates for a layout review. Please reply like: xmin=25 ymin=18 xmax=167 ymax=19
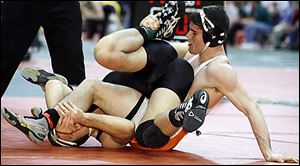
xmin=43 ymin=1 xmax=86 ymax=85
xmin=1 ymin=1 xmax=86 ymax=97
xmin=1 ymin=2 xmax=48 ymax=97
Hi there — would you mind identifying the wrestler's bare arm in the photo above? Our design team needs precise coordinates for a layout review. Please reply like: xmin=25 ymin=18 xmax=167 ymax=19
xmin=75 ymin=113 xmax=134 ymax=143
xmin=209 ymin=63 xmax=299 ymax=163
xmin=57 ymin=101 xmax=135 ymax=145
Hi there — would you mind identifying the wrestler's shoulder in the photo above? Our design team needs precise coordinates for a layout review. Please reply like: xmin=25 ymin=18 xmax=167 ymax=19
xmin=207 ymin=60 xmax=236 ymax=82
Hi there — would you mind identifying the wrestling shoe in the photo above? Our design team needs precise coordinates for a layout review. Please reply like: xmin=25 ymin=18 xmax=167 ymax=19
xmin=182 ymin=90 xmax=209 ymax=132
xmin=1 ymin=107 xmax=49 ymax=144
xmin=20 ymin=66 xmax=68 ymax=91
xmin=155 ymin=1 xmax=185 ymax=40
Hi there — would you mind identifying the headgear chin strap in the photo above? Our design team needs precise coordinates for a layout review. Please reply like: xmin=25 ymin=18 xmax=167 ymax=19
xmin=199 ymin=7 xmax=226 ymax=48
xmin=200 ymin=42 xmax=210 ymax=55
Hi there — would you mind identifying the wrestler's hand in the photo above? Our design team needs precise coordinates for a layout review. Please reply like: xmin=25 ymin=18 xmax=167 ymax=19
xmin=139 ymin=12 xmax=161 ymax=31
xmin=56 ymin=112 xmax=79 ymax=134
xmin=56 ymin=101 xmax=84 ymax=131
xmin=58 ymin=100 xmax=85 ymax=124
xmin=265 ymin=152 xmax=299 ymax=163
xmin=55 ymin=112 xmax=83 ymax=140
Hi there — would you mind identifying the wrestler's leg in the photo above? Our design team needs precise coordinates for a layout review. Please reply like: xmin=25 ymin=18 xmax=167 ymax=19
xmin=134 ymin=88 xmax=210 ymax=148
xmin=30 ymin=80 xmax=73 ymax=119
xmin=133 ymin=58 xmax=195 ymax=148
xmin=138 ymin=58 xmax=195 ymax=136
xmin=44 ymin=80 xmax=72 ymax=108
xmin=134 ymin=88 xmax=181 ymax=147
xmin=93 ymin=5 xmax=168 ymax=72
xmin=94 ymin=28 xmax=148 ymax=72
xmin=152 ymin=86 xmax=216 ymax=141
xmin=57 ymin=78 xmax=142 ymax=116
xmin=94 ymin=1 xmax=185 ymax=72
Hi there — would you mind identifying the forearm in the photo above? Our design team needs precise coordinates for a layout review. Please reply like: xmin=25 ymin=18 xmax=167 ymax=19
xmin=79 ymin=113 xmax=135 ymax=138
xmin=246 ymin=104 xmax=273 ymax=160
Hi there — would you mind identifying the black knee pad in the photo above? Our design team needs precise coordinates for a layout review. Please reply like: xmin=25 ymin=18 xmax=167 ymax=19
xmin=135 ymin=120 xmax=153 ymax=147
xmin=135 ymin=120 xmax=170 ymax=148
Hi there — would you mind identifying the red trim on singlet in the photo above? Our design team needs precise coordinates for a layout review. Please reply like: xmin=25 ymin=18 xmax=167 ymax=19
xmin=43 ymin=113 xmax=53 ymax=129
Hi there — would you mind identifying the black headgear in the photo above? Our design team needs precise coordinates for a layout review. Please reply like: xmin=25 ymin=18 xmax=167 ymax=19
xmin=199 ymin=6 xmax=227 ymax=47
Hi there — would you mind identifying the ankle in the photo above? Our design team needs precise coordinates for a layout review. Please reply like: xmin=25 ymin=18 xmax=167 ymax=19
xmin=44 ymin=108 xmax=60 ymax=129
xmin=168 ymin=108 xmax=184 ymax=127
xmin=135 ymin=26 xmax=157 ymax=43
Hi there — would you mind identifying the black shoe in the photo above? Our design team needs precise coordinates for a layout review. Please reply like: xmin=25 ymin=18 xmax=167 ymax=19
xmin=155 ymin=1 xmax=185 ymax=40
xmin=20 ymin=66 xmax=68 ymax=91
xmin=1 ymin=107 xmax=49 ymax=144
xmin=182 ymin=90 xmax=209 ymax=132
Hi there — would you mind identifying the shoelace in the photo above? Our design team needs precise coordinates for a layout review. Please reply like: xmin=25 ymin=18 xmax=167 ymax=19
xmin=177 ymin=97 xmax=193 ymax=110
xmin=178 ymin=102 xmax=187 ymax=109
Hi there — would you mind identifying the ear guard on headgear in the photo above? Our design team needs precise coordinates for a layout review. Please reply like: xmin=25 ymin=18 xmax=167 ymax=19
xmin=199 ymin=8 xmax=226 ymax=47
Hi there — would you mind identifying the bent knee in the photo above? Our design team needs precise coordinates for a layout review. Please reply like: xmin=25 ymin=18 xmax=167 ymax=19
xmin=94 ymin=36 xmax=125 ymax=70
xmin=45 ymin=80 xmax=64 ymax=90
xmin=80 ymin=78 xmax=102 ymax=91
xmin=135 ymin=120 xmax=170 ymax=148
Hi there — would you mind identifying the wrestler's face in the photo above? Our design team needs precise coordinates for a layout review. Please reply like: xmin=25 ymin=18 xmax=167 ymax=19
xmin=70 ymin=125 xmax=90 ymax=142
xmin=186 ymin=22 xmax=205 ymax=54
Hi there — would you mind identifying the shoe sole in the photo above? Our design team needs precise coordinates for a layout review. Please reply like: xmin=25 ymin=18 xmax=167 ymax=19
xmin=183 ymin=107 xmax=206 ymax=132
xmin=182 ymin=90 xmax=209 ymax=132
xmin=1 ymin=107 xmax=45 ymax=144
xmin=156 ymin=1 xmax=185 ymax=40
xmin=20 ymin=66 xmax=68 ymax=88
